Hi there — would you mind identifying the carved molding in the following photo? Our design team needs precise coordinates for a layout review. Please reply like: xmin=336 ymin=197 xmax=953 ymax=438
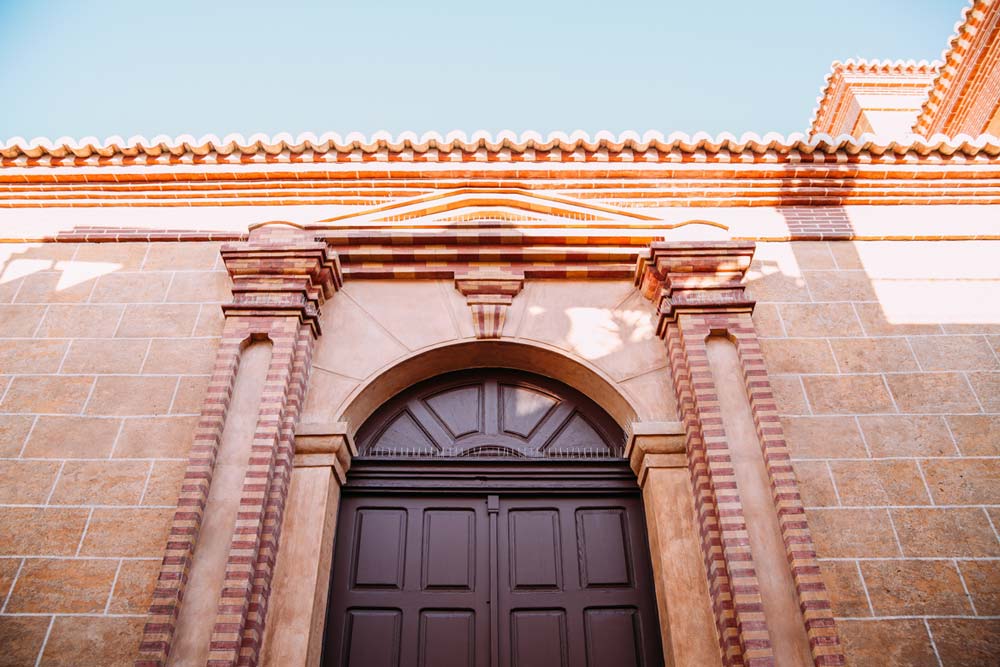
xmin=221 ymin=225 xmax=343 ymax=335
xmin=635 ymin=241 xmax=755 ymax=334
xmin=455 ymin=269 xmax=525 ymax=339
xmin=625 ymin=421 xmax=687 ymax=485
xmin=294 ymin=422 xmax=357 ymax=483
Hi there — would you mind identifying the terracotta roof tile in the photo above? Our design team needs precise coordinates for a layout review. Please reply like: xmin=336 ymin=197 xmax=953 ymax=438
xmin=2 ymin=130 xmax=1000 ymax=164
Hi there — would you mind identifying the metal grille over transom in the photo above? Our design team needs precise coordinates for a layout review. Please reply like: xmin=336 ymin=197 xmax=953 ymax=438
xmin=355 ymin=370 xmax=626 ymax=459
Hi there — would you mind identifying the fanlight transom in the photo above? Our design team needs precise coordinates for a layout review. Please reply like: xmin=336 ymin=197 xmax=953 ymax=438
xmin=355 ymin=369 xmax=625 ymax=459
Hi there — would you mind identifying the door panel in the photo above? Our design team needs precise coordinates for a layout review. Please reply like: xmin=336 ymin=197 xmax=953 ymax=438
xmin=509 ymin=609 xmax=568 ymax=667
xmin=508 ymin=509 xmax=563 ymax=590
xmin=323 ymin=484 xmax=662 ymax=667
xmin=497 ymin=495 xmax=661 ymax=667
xmin=343 ymin=609 xmax=401 ymax=667
xmin=421 ymin=510 xmax=476 ymax=590
xmin=351 ymin=508 xmax=407 ymax=589
xmin=576 ymin=508 xmax=633 ymax=588
xmin=325 ymin=495 xmax=490 ymax=667
xmin=418 ymin=610 xmax=476 ymax=667
xmin=584 ymin=607 xmax=642 ymax=666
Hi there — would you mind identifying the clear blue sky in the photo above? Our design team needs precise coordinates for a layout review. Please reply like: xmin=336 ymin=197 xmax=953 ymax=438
xmin=0 ymin=0 xmax=964 ymax=140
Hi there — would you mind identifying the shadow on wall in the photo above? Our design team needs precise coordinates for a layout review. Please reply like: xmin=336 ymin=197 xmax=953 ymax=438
xmin=0 ymin=245 xmax=124 ymax=301
xmin=761 ymin=184 xmax=1000 ymax=665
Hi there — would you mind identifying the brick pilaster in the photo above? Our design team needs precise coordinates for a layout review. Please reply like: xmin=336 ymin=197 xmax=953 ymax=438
xmin=636 ymin=242 xmax=845 ymax=667
xmin=136 ymin=225 xmax=341 ymax=667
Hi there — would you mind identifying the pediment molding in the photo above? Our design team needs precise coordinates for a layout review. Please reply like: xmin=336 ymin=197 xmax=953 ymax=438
xmin=316 ymin=187 xmax=658 ymax=227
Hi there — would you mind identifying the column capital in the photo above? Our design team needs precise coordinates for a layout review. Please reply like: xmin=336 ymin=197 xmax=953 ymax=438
xmin=625 ymin=421 xmax=687 ymax=485
xmin=221 ymin=224 xmax=343 ymax=336
xmin=635 ymin=241 xmax=756 ymax=333
xmin=293 ymin=422 xmax=357 ymax=483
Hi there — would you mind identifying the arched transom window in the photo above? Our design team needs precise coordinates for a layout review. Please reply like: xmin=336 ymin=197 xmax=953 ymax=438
xmin=355 ymin=369 xmax=625 ymax=458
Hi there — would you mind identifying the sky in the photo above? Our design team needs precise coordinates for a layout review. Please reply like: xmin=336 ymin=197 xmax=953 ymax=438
xmin=0 ymin=0 xmax=966 ymax=141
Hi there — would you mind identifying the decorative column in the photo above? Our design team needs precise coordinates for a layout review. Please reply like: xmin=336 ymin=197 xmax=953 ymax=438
xmin=635 ymin=242 xmax=844 ymax=667
xmin=136 ymin=225 xmax=341 ymax=667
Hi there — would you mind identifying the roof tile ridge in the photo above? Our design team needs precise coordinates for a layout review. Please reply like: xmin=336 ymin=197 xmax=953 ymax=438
xmin=3 ymin=130 xmax=1000 ymax=162
xmin=837 ymin=58 xmax=941 ymax=73
xmin=915 ymin=0 xmax=995 ymax=134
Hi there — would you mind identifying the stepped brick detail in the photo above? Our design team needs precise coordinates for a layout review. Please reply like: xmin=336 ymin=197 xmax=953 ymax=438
xmin=454 ymin=269 xmax=525 ymax=339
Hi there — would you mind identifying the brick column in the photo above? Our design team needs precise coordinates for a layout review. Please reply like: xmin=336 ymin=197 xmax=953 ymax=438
xmin=636 ymin=242 xmax=844 ymax=667
xmin=136 ymin=225 xmax=341 ymax=667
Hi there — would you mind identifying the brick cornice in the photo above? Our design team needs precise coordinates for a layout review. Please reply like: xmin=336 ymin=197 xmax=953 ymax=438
xmin=221 ymin=225 xmax=342 ymax=335
xmin=634 ymin=241 xmax=756 ymax=333
xmin=915 ymin=0 xmax=1000 ymax=136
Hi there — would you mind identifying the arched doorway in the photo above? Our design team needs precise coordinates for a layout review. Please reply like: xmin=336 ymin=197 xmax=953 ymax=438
xmin=322 ymin=369 xmax=664 ymax=667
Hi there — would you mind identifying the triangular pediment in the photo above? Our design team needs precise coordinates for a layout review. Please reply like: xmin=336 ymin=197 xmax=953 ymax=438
xmin=316 ymin=188 xmax=657 ymax=227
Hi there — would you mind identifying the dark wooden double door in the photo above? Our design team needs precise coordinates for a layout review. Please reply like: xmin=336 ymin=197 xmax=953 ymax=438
xmin=323 ymin=464 xmax=663 ymax=667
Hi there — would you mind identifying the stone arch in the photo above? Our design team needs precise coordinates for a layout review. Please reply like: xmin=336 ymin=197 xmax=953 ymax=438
xmin=334 ymin=339 xmax=645 ymax=437
xmin=299 ymin=276 xmax=677 ymax=436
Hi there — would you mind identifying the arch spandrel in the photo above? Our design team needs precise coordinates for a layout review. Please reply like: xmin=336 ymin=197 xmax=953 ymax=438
xmin=304 ymin=338 xmax=674 ymax=439
xmin=303 ymin=278 xmax=678 ymax=436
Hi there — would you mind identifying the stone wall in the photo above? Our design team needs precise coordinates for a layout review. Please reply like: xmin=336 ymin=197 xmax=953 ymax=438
xmin=0 ymin=242 xmax=228 ymax=666
xmin=1 ymin=238 xmax=998 ymax=666
xmin=751 ymin=240 xmax=1000 ymax=666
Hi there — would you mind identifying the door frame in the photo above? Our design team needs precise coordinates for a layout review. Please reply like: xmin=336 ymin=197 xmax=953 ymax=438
xmin=341 ymin=457 xmax=640 ymax=495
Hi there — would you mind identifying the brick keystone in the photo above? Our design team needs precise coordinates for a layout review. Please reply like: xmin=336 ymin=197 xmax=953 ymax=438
xmin=455 ymin=269 xmax=525 ymax=339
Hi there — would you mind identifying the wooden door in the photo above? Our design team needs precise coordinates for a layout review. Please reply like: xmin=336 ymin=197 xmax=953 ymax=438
xmin=324 ymin=493 xmax=491 ymax=667
xmin=497 ymin=494 xmax=662 ymax=667
xmin=323 ymin=478 xmax=662 ymax=667
xmin=322 ymin=370 xmax=662 ymax=666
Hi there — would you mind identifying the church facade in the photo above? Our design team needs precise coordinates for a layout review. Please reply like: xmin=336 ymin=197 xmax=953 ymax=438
xmin=1 ymin=2 xmax=999 ymax=665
